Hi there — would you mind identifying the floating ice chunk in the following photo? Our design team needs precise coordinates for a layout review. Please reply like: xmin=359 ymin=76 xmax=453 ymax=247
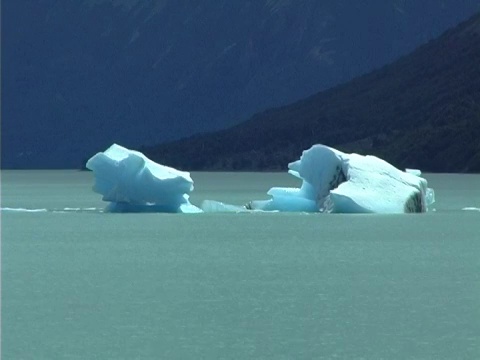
xmin=201 ymin=200 xmax=281 ymax=213
xmin=247 ymin=187 xmax=317 ymax=212
xmin=462 ymin=207 xmax=480 ymax=212
xmin=249 ymin=145 xmax=435 ymax=214
xmin=86 ymin=144 xmax=202 ymax=213
xmin=201 ymin=200 xmax=248 ymax=213
xmin=103 ymin=200 xmax=202 ymax=213
xmin=425 ymin=188 xmax=435 ymax=207
xmin=0 ymin=207 xmax=48 ymax=213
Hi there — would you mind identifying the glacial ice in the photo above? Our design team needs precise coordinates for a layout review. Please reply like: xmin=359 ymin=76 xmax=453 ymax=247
xmin=201 ymin=200 xmax=249 ymax=213
xmin=87 ymin=143 xmax=434 ymax=214
xmin=86 ymin=144 xmax=202 ymax=213
xmin=247 ymin=145 xmax=435 ymax=214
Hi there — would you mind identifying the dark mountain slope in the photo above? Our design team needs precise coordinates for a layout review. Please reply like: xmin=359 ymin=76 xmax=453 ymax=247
xmin=145 ymin=13 xmax=480 ymax=173
xmin=2 ymin=0 xmax=480 ymax=168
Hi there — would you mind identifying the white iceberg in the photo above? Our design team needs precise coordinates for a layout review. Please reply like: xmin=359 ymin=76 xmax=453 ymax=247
xmin=248 ymin=145 xmax=435 ymax=214
xmin=86 ymin=144 xmax=202 ymax=213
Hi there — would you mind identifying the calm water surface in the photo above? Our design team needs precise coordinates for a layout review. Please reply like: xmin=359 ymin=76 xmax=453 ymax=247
xmin=1 ymin=171 xmax=480 ymax=359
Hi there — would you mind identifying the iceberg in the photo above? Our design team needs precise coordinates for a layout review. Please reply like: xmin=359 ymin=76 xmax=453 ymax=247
xmin=248 ymin=145 xmax=435 ymax=214
xmin=86 ymin=143 xmax=434 ymax=214
xmin=86 ymin=144 xmax=202 ymax=213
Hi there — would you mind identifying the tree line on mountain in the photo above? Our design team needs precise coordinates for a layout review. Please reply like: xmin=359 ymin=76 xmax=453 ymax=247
xmin=143 ymin=13 xmax=480 ymax=173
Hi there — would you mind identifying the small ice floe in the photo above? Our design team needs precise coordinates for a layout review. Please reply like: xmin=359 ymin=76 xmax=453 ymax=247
xmin=1 ymin=207 xmax=104 ymax=214
xmin=1 ymin=207 xmax=48 ymax=213
xmin=200 ymin=200 xmax=276 ymax=213
xmin=201 ymin=200 xmax=248 ymax=213
xmin=55 ymin=207 xmax=104 ymax=213
xmin=462 ymin=207 xmax=480 ymax=212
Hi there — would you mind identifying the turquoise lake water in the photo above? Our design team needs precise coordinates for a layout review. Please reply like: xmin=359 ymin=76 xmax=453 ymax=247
xmin=1 ymin=171 xmax=480 ymax=359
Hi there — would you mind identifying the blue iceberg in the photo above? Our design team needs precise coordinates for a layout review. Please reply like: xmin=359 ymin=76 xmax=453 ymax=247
xmin=248 ymin=145 xmax=435 ymax=214
xmin=86 ymin=144 xmax=201 ymax=213
xmin=87 ymin=144 xmax=434 ymax=214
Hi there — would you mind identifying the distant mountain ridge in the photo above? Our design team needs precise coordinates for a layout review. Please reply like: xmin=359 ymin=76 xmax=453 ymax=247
xmin=2 ymin=0 xmax=480 ymax=168
xmin=144 ymin=12 xmax=480 ymax=173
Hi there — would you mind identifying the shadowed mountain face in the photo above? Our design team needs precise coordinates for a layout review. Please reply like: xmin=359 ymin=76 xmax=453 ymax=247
xmin=145 ymin=13 xmax=480 ymax=173
xmin=2 ymin=0 xmax=480 ymax=168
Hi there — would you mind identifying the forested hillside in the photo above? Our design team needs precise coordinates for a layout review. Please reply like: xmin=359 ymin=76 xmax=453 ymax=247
xmin=145 ymin=13 xmax=480 ymax=172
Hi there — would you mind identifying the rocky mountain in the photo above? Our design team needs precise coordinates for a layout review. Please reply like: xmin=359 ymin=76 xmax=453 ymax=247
xmin=2 ymin=0 xmax=480 ymax=168
xmin=144 ymin=12 xmax=480 ymax=173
